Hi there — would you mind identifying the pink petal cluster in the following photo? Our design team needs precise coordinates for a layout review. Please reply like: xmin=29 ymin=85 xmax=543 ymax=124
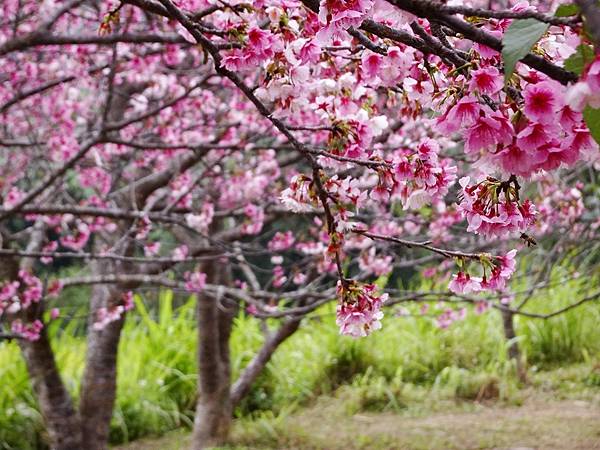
xmin=268 ymin=231 xmax=296 ymax=251
xmin=185 ymin=202 xmax=214 ymax=233
xmin=40 ymin=241 xmax=58 ymax=264
xmin=134 ymin=216 xmax=152 ymax=240
xmin=483 ymin=249 xmax=517 ymax=291
xmin=566 ymin=55 xmax=600 ymax=111
xmin=393 ymin=139 xmax=457 ymax=210
xmin=184 ymin=271 xmax=207 ymax=293
xmin=11 ymin=319 xmax=44 ymax=341
xmin=18 ymin=270 xmax=43 ymax=308
xmin=60 ymin=221 xmax=91 ymax=251
xmin=241 ymin=204 xmax=265 ymax=235
xmin=358 ymin=247 xmax=393 ymax=276
xmin=222 ymin=28 xmax=282 ymax=71
xmin=78 ymin=167 xmax=112 ymax=196
xmin=537 ymin=182 xmax=585 ymax=233
xmin=458 ymin=177 xmax=536 ymax=238
xmin=448 ymin=250 xmax=518 ymax=295
xmin=435 ymin=307 xmax=467 ymax=329
xmin=360 ymin=46 xmax=414 ymax=87
xmin=448 ymin=271 xmax=481 ymax=295
xmin=172 ymin=245 xmax=189 ymax=261
xmin=468 ymin=67 xmax=503 ymax=95
xmin=92 ymin=292 xmax=136 ymax=331
xmin=316 ymin=0 xmax=374 ymax=43
xmin=0 ymin=281 xmax=21 ymax=316
xmin=3 ymin=187 xmax=24 ymax=208
xmin=280 ymin=175 xmax=319 ymax=212
xmin=272 ymin=265 xmax=288 ymax=287
xmin=336 ymin=280 xmax=387 ymax=337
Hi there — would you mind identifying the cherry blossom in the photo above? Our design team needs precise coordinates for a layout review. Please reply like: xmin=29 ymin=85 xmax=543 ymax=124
xmin=184 ymin=271 xmax=208 ymax=293
xmin=448 ymin=272 xmax=482 ymax=295
xmin=336 ymin=281 xmax=388 ymax=337
xmin=566 ymin=55 xmax=600 ymax=111
xmin=458 ymin=177 xmax=536 ymax=238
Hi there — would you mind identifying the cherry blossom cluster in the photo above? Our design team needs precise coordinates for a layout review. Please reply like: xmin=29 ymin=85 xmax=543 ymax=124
xmin=434 ymin=15 xmax=597 ymax=179
xmin=0 ymin=272 xmax=62 ymax=340
xmin=336 ymin=280 xmax=388 ymax=337
xmin=184 ymin=271 xmax=208 ymax=293
xmin=435 ymin=307 xmax=467 ymax=329
xmin=11 ymin=319 xmax=44 ymax=342
xmin=458 ymin=176 xmax=537 ymax=238
xmin=449 ymin=249 xmax=518 ymax=295
xmin=0 ymin=271 xmax=44 ymax=316
xmin=567 ymin=55 xmax=600 ymax=111
xmin=392 ymin=139 xmax=458 ymax=210
xmin=536 ymin=179 xmax=586 ymax=234
xmin=92 ymin=291 xmax=135 ymax=331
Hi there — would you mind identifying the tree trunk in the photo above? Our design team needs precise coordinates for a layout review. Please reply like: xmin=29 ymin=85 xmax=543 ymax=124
xmin=11 ymin=225 xmax=82 ymax=449
xmin=501 ymin=309 xmax=527 ymax=382
xmin=79 ymin=282 xmax=124 ymax=450
xmin=191 ymin=263 xmax=237 ymax=450
xmin=230 ymin=318 xmax=301 ymax=407
xmin=19 ymin=307 xmax=82 ymax=450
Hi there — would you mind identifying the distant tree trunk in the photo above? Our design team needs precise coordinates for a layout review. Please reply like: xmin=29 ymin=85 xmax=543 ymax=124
xmin=8 ymin=226 xmax=83 ymax=450
xmin=191 ymin=262 xmax=237 ymax=450
xmin=78 ymin=282 xmax=124 ymax=450
xmin=501 ymin=309 xmax=527 ymax=382
xmin=230 ymin=317 xmax=302 ymax=406
xmin=19 ymin=305 xmax=82 ymax=450
xmin=191 ymin=258 xmax=305 ymax=450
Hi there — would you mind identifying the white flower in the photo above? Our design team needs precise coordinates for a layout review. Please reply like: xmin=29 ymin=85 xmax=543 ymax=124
xmin=565 ymin=81 xmax=592 ymax=112
xmin=370 ymin=115 xmax=389 ymax=136
xmin=404 ymin=189 xmax=431 ymax=210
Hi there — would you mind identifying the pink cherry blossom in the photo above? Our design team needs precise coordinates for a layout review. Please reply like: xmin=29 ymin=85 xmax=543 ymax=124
xmin=336 ymin=281 xmax=387 ymax=338
xmin=12 ymin=319 xmax=44 ymax=341
xmin=468 ymin=67 xmax=503 ymax=95
xmin=316 ymin=0 xmax=374 ymax=43
xmin=184 ymin=271 xmax=207 ymax=293
xmin=523 ymin=81 xmax=560 ymax=124
xmin=464 ymin=110 xmax=513 ymax=154
xmin=268 ymin=231 xmax=296 ymax=251
xmin=448 ymin=272 xmax=481 ymax=295
xmin=458 ymin=177 xmax=537 ymax=238
xmin=436 ymin=95 xmax=481 ymax=134
xmin=172 ymin=245 xmax=189 ymax=261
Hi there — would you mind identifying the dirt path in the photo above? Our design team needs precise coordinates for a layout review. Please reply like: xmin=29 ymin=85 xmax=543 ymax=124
xmin=116 ymin=397 xmax=600 ymax=449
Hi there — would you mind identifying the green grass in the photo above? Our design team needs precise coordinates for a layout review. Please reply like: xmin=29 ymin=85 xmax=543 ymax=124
xmin=1 ymin=263 xmax=599 ymax=449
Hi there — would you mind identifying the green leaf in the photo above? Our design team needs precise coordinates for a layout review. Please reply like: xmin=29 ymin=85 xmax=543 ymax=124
xmin=501 ymin=18 xmax=549 ymax=83
xmin=554 ymin=3 xmax=580 ymax=17
xmin=583 ymin=107 xmax=600 ymax=145
xmin=564 ymin=44 xmax=595 ymax=75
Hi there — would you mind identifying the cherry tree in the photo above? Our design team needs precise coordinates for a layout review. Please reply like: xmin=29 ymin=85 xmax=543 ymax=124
xmin=1 ymin=0 xmax=600 ymax=449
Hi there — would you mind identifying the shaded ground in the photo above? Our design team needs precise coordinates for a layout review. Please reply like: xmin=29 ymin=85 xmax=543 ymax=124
xmin=115 ymin=395 xmax=600 ymax=450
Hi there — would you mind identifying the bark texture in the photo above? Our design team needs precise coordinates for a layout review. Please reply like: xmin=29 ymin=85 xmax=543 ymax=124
xmin=191 ymin=262 xmax=237 ymax=450
xmin=78 ymin=280 xmax=124 ymax=450
xmin=501 ymin=309 xmax=527 ymax=382
xmin=19 ymin=312 xmax=82 ymax=450
xmin=230 ymin=318 xmax=301 ymax=407
xmin=11 ymin=225 xmax=83 ymax=450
